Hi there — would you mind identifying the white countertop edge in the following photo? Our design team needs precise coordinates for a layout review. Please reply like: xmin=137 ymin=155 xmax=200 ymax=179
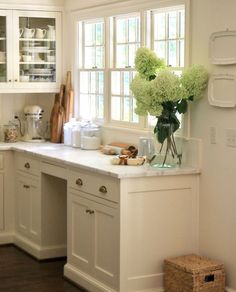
xmin=0 ymin=142 xmax=201 ymax=179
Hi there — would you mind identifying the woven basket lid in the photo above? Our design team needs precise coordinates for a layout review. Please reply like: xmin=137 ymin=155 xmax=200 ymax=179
xmin=164 ymin=254 xmax=224 ymax=274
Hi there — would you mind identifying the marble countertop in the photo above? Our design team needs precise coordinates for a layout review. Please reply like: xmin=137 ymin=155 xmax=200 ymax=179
xmin=0 ymin=142 xmax=200 ymax=178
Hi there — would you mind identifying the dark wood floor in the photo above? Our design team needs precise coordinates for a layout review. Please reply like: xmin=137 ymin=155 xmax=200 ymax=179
xmin=0 ymin=245 xmax=86 ymax=292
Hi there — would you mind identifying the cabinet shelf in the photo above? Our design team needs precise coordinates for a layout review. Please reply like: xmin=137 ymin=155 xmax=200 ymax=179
xmin=20 ymin=61 xmax=56 ymax=65
xmin=0 ymin=62 xmax=6 ymax=64
xmin=0 ymin=37 xmax=6 ymax=41
xmin=20 ymin=38 xmax=55 ymax=42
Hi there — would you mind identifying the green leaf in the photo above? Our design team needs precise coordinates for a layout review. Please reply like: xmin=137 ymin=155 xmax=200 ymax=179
xmin=177 ymin=99 xmax=188 ymax=114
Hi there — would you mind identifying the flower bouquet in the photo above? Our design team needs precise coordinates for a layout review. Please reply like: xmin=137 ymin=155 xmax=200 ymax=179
xmin=130 ymin=47 xmax=208 ymax=167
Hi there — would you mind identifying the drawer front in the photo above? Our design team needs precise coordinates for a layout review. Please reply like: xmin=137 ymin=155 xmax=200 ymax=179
xmin=68 ymin=169 xmax=119 ymax=203
xmin=0 ymin=153 xmax=3 ymax=169
xmin=15 ymin=154 xmax=40 ymax=176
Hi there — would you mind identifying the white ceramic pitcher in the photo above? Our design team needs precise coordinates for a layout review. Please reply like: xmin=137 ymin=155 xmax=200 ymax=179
xmin=19 ymin=27 xmax=35 ymax=39
xmin=47 ymin=25 xmax=55 ymax=40
xmin=35 ymin=28 xmax=47 ymax=39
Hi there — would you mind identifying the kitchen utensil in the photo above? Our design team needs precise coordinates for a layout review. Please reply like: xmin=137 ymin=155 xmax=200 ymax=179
xmin=35 ymin=28 xmax=47 ymax=39
xmin=50 ymin=84 xmax=65 ymax=143
xmin=62 ymin=71 xmax=73 ymax=123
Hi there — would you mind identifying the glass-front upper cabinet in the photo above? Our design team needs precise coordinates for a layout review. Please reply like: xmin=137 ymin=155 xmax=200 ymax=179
xmin=0 ymin=10 xmax=61 ymax=93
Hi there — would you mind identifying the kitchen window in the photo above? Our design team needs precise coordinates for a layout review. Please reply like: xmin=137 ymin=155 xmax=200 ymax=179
xmin=76 ymin=1 xmax=188 ymax=132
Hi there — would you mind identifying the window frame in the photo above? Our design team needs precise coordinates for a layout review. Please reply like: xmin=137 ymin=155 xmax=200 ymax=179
xmin=73 ymin=0 xmax=190 ymax=138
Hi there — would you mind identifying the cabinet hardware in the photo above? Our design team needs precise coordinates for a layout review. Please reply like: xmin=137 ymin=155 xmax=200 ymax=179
xmin=15 ymin=79 xmax=18 ymax=82
xmin=99 ymin=185 xmax=107 ymax=194
xmin=76 ymin=178 xmax=83 ymax=186
xmin=24 ymin=162 xmax=30 ymax=169
xmin=86 ymin=209 xmax=90 ymax=213
xmin=8 ymin=79 xmax=12 ymax=82
xmin=23 ymin=184 xmax=30 ymax=189
xmin=89 ymin=210 xmax=95 ymax=214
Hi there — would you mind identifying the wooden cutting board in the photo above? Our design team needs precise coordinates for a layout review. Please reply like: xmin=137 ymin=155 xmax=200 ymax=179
xmin=50 ymin=84 xmax=65 ymax=143
xmin=63 ymin=71 xmax=73 ymax=123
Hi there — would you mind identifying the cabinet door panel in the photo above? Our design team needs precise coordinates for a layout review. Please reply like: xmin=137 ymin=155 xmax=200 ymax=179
xmin=16 ymin=178 xmax=30 ymax=234
xmin=0 ymin=173 xmax=4 ymax=230
xmin=68 ymin=193 xmax=92 ymax=273
xmin=92 ymin=202 xmax=119 ymax=287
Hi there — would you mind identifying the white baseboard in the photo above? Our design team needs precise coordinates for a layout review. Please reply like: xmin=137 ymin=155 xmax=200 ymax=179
xmin=0 ymin=232 xmax=14 ymax=244
xmin=14 ymin=233 xmax=66 ymax=259
xmin=226 ymin=287 xmax=236 ymax=292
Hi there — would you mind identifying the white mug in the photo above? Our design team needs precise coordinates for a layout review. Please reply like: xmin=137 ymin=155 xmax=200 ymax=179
xmin=20 ymin=27 xmax=35 ymax=39
xmin=35 ymin=28 xmax=47 ymax=39
xmin=0 ymin=51 xmax=6 ymax=62
xmin=22 ymin=55 xmax=31 ymax=62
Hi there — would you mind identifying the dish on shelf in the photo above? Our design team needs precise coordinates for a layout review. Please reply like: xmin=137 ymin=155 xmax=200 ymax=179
xmin=208 ymin=74 xmax=236 ymax=107
xmin=209 ymin=30 xmax=236 ymax=64
xmin=29 ymin=68 xmax=53 ymax=74
xmin=22 ymin=46 xmax=50 ymax=53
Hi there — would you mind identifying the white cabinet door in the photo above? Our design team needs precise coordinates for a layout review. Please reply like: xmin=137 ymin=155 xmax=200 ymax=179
xmin=0 ymin=173 xmax=3 ymax=230
xmin=67 ymin=191 xmax=119 ymax=289
xmin=0 ymin=9 xmax=61 ymax=93
xmin=67 ymin=193 xmax=92 ymax=274
xmin=15 ymin=174 xmax=41 ymax=243
xmin=92 ymin=201 xmax=119 ymax=288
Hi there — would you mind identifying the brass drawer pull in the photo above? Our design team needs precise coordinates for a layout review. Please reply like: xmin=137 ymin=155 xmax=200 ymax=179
xmin=24 ymin=162 xmax=30 ymax=169
xmin=99 ymin=185 xmax=107 ymax=194
xmin=76 ymin=178 xmax=83 ymax=186
xmin=23 ymin=184 xmax=30 ymax=189
xmin=85 ymin=209 xmax=94 ymax=215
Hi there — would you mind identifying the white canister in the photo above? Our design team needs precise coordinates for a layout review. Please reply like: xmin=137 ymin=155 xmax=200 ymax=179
xmin=71 ymin=124 xmax=81 ymax=148
xmin=80 ymin=123 xmax=101 ymax=150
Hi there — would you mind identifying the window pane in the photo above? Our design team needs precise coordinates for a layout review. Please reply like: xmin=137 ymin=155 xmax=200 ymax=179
xmin=96 ymin=23 xmax=103 ymax=45
xmin=85 ymin=23 xmax=94 ymax=46
xmin=128 ymin=44 xmax=138 ymax=67
xmin=168 ymin=12 xmax=177 ymax=39
xmin=132 ymin=98 xmax=139 ymax=123
xmin=116 ymin=45 xmax=127 ymax=68
xmin=154 ymin=41 xmax=165 ymax=59
xmin=123 ymin=72 xmax=130 ymax=95
xmin=111 ymin=71 xmax=121 ymax=95
xmin=111 ymin=96 xmax=121 ymax=120
xmin=168 ymin=40 xmax=177 ymax=67
xmin=90 ymin=72 xmax=96 ymax=93
xmin=123 ymin=97 xmax=130 ymax=121
xmin=98 ymin=72 xmax=104 ymax=94
xmin=179 ymin=10 xmax=185 ymax=38
xmin=80 ymin=94 xmax=90 ymax=118
xmin=128 ymin=17 xmax=139 ymax=42
xmin=95 ymin=46 xmax=104 ymax=68
xmin=98 ymin=95 xmax=104 ymax=118
xmin=179 ymin=40 xmax=184 ymax=67
xmin=85 ymin=47 xmax=95 ymax=68
xmin=90 ymin=94 xmax=96 ymax=118
xmin=155 ymin=13 xmax=165 ymax=40
xmin=116 ymin=18 xmax=127 ymax=43
xmin=80 ymin=72 xmax=89 ymax=93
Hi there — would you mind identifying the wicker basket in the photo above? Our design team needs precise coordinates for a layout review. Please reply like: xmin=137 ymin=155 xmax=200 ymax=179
xmin=164 ymin=254 xmax=225 ymax=292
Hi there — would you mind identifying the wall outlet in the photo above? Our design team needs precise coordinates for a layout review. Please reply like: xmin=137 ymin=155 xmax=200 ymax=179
xmin=226 ymin=129 xmax=236 ymax=147
xmin=210 ymin=127 xmax=216 ymax=144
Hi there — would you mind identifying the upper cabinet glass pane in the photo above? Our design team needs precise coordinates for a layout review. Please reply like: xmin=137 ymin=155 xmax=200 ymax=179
xmin=0 ymin=16 xmax=7 ymax=82
xmin=19 ymin=17 xmax=56 ymax=83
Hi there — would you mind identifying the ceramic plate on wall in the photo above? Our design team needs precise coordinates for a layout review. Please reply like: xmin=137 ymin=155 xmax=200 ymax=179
xmin=209 ymin=30 xmax=236 ymax=64
xmin=208 ymin=74 xmax=236 ymax=107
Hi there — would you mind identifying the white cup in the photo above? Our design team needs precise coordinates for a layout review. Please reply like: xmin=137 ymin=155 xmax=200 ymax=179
xmin=20 ymin=75 xmax=29 ymax=82
xmin=22 ymin=55 xmax=31 ymax=62
xmin=35 ymin=28 xmax=47 ymax=39
xmin=46 ymin=55 xmax=55 ymax=62
xmin=0 ymin=51 xmax=6 ymax=62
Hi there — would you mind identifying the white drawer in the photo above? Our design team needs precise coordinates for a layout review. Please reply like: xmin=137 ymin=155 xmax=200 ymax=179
xmin=0 ymin=153 xmax=3 ymax=169
xmin=68 ymin=169 xmax=119 ymax=203
xmin=15 ymin=153 xmax=40 ymax=176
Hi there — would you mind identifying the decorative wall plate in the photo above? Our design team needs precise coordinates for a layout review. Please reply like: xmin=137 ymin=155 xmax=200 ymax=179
xmin=208 ymin=74 xmax=236 ymax=107
xmin=209 ymin=30 xmax=236 ymax=64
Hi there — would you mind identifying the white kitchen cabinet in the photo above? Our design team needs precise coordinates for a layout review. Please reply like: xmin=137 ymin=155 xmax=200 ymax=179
xmin=0 ymin=172 xmax=3 ymax=231
xmin=0 ymin=9 xmax=61 ymax=93
xmin=67 ymin=191 xmax=119 ymax=290
xmin=15 ymin=173 xmax=41 ymax=243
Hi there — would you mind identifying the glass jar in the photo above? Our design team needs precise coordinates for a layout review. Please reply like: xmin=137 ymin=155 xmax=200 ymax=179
xmin=3 ymin=124 xmax=18 ymax=143
xmin=71 ymin=123 xmax=81 ymax=148
xmin=80 ymin=123 xmax=101 ymax=150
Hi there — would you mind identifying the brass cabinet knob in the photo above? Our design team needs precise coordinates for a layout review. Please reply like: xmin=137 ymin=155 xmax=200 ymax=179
xmin=89 ymin=210 xmax=94 ymax=214
xmin=99 ymin=185 xmax=107 ymax=194
xmin=23 ymin=184 xmax=30 ymax=189
xmin=85 ymin=209 xmax=90 ymax=213
xmin=8 ymin=79 xmax=12 ymax=82
xmin=15 ymin=79 xmax=18 ymax=82
xmin=76 ymin=178 xmax=83 ymax=186
xmin=24 ymin=162 xmax=30 ymax=169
